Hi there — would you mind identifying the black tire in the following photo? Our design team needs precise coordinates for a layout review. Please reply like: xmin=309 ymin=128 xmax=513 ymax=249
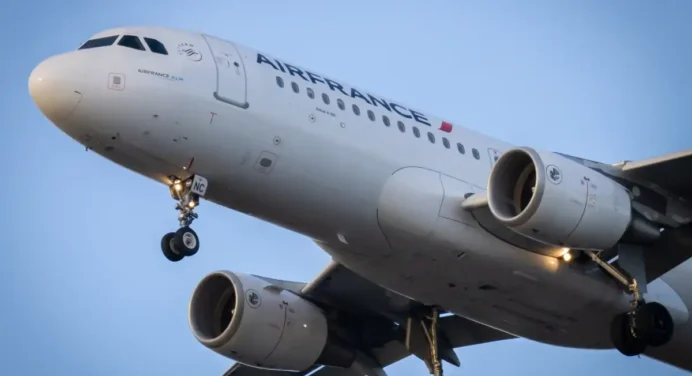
xmin=610 ymin=313 xmax=647 ymax=356
xmin=161 ymin=232 xmax=184 ymax=262
xmin=174 ymin=226 xmax=200 ymax=256
xmin=635 ymin=302 xmax=674 ymax=347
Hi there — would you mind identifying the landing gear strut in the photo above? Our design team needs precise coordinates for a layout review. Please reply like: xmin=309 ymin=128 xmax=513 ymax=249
xmin=406 ymin=307 xmax=444 ymax=376
xmin=584 ymin=250 xmax=674 ymax=356
xmin=160 ymin=175 xmax=208 ymax=262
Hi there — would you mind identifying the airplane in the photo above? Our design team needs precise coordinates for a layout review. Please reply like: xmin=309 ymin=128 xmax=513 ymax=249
xmin=28 ymin=26 xmax=692 ymax=375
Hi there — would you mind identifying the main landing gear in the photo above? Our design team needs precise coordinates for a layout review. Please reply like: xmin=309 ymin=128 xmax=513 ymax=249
xmin=422 ymin=308 xmax=443 ymax=376
xmin=405 ymin=307 xmax=449 ymax=376
xmin=584 ymin=249 xmax=675 ymax=356
xmin=160 ymin=174 xmax=208 ymax=262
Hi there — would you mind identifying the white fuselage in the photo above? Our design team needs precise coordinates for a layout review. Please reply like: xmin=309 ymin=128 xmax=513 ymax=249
xmin=29 ymin=26 xmax=692 ymax=371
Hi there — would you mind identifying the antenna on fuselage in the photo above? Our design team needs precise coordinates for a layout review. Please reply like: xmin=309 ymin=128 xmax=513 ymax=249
xmin=183 ymin=157 xmax=195 ymax=172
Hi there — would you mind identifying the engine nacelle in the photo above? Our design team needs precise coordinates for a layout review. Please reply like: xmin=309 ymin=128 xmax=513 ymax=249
xmin=487 ymin=147 xmax=633 ymax=250
xmin=188 ymin=271 xmax=355 ymax=371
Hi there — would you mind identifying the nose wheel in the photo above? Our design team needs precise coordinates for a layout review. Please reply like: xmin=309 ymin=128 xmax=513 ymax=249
xmin=160 ymin=175 xmax=208 ymax=262
xmin=161 ymin=227 xmax=200 ymax=262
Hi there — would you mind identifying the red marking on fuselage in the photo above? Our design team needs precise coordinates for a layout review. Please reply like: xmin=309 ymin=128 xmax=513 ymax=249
xmin=440 ymin=121 xmax=453 ymax=133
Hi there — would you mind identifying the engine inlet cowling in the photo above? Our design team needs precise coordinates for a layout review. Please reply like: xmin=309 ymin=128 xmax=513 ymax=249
xmin=188 ymin=272 xmax=239 ymax=346
xmin=188 ymin=271 xmax=355 ymax=371
xmin=487 ymin=147 xmax=633 ymax=250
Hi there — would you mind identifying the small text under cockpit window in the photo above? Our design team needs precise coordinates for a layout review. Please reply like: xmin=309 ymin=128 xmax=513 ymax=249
xmin=144 ymin=37 xmax=168 ymax=55
xmin=78 ymin=35 xmax=118 ymax=50
xmin=118 ymin=35 xmax=145 ymax=51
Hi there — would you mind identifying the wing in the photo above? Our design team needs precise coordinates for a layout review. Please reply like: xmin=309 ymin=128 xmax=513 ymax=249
xmin=224 ymin=259 xmax=514 ymax=376
xmin=615 ymin=149 xmax=692 ymax=200
xmin=610 ymin=150 xmax=692 ymax=281
xmin=638 ymin=224 xmax=692 ymax=282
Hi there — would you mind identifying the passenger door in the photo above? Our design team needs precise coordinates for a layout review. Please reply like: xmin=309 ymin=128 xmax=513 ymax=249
xmin=488 ymin=147 xmax=501 ymax=167
xmin=202 ymin=34 xmax=248 ymax=109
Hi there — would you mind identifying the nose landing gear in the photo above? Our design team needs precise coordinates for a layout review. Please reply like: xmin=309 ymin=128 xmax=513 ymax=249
xmin=160 ymin=175 xmax=208 ymax=262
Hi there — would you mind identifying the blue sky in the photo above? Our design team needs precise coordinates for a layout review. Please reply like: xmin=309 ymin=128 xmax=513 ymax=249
xmin=2 ymin=1 xmax=691 ymax=375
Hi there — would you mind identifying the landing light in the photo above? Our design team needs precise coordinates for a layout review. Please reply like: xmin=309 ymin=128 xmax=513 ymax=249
xmin=561 ymin=248 xmax=572 ymax=262
xmin=188 ymin=201 xmax=196 ymax=208
xmin=174 ymin=183 xmax=182 ymax=191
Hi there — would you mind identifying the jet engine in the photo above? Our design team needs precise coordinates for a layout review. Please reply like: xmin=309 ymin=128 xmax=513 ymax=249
xmin=487 ymin=147 xmax=633 ymax=250
xmin=188 ymin=271 xmax=356 ymax=371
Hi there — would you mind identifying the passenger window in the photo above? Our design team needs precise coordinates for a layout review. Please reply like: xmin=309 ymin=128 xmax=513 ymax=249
xmin=144 ymin=37 xmax=168 ymax=55
xmin=412 ymin=127 xmax=420 ymax=138
xmin=472 ymin=148 xmax=480 ymax=160
xmin=78 ymin=35 xmax=118 ymax=50
xmin=337 ymin=98 xmax=345 ymax=110
xmin=427 ymin=132 xmax=435 ymax=143
xmin=291 ymin=82 xmax=299 ymax=93
xmin=397 ymin=121 xmax=406 ymax=133
xmin=118 ymin=35 xmax=145 ymax=51
xmin=442 ymin=137 xmax=450 ymax=149
xmin=276 ymin=76 xmax=284 ymax=88
xmin=352 ymin=104 xmax=360 ymax=116
xmin=322 ymin=93 xmax=330 ymax=104
xmin=367 ymin=110 xmax=375 ymax=121
xmin=457 ymin=143 xmax=465 ymax=154
xmin=307 ymin=87 xmax=315 ymax=99
xmin=382 ymin=115 xmax=390 ymax=127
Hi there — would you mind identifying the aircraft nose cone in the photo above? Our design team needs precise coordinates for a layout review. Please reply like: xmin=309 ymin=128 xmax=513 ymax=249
xmin=29 ymin=56 xmax=82 ymax=123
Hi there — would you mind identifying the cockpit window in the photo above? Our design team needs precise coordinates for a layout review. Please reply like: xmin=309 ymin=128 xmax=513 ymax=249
xmin=144 ymin=37 xmax=168 ymax=55
xmin=78 ymin=35 xmax=118 ymax=50
xmin=118 ymin=35 xmax=145 ymax=51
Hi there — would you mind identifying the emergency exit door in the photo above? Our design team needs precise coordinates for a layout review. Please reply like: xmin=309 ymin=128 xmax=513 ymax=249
xmin=202 ymin=34 xmax=248 ymax=109
xmin=488 ymin=148 xmax=501 ymax=166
